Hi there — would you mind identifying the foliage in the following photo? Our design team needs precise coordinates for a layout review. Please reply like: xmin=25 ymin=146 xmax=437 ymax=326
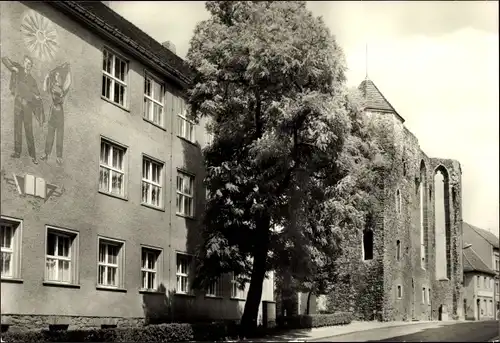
xmin=276 ymin=312 xmax=353 ymax=329
xmin=185 ymin=0 xmax=392 ymax=329
xmin=0 ymin=322 xmax=243 ymax=342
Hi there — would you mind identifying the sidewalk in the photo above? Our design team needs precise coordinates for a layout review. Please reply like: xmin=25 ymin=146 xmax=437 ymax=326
xmin=242 ymin=319 xmax=462 ymax=342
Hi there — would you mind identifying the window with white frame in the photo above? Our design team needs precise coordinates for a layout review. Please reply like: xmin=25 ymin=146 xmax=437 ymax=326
xmin=144 ymin=73 xmax=164 ymax=126
xmin=99 ymin=139 xmax=126 ymax=197
xmin=176 ymin=253 xmax=192 ymax=294
xmin=142 ymin=157 xmax=163 ymax=208
xmin=397 ymin=285 xmax=403 ymax=299
xmin=231 ymin=272 xmax=246 ymax=299
xmin=206 ymin=277 xmax=223 ymax=297
xmin=176 ymin=97 xmax=195 ymax=142
xmin=45 ymin=227 xmax=79 ymax=284
xmin=176 ymin=171 xmax=194 ymax=217
xmin=97 ymin=238 xmax=124 ymax=288
xmin=102 ymin=49 xmax=128 ymax=107
xmin=141 ymin=247 xmax=161 ymax=291
xmin=1 ymin=218 xmax=22 ymax=279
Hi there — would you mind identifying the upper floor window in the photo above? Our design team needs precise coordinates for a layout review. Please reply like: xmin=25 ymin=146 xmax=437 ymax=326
xmin=176 ymin=97 xmax=195 ymax=142
xmin=144 ymin=74 xmax=164 ymax=127
xmin=99 ymin=139 xmax=126 ymax=198
xmin=102 ymin=49 xmax=128 ymax=107
xmin=363 ymin=229 xmax=374 ymax=261
xmin=496 ymin=259 xmax=499 ymax=272
xmin=396 ymin=240 xmax=401 ymax=261
xmin=142 ymin=157 xmax=163 ymax=208
xmin=176 ymin=171 xmax=194 ymax=217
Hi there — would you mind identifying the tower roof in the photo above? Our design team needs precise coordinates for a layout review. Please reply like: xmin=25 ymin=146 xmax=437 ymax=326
xmin=358 ymin=78 xmax=405 ymax=123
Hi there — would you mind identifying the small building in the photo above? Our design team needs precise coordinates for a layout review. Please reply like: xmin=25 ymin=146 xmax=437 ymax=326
xmin=462 ymin=245 xmax=496 ymax=320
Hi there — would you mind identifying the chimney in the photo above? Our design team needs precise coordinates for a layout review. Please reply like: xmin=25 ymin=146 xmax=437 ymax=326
xmin=162 ymin=41 xmax=176 ymax=54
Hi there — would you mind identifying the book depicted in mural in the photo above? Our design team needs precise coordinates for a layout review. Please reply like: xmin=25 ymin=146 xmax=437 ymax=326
xmin=41 ymin=63 xmax=71 ymax=165
xmin=21 ymin=10 xmax=59 ymax=62
xmin=1 ymin=55 xmax=45 ymax=164
xmin=2 ymin=171 xmax=65 ymax=203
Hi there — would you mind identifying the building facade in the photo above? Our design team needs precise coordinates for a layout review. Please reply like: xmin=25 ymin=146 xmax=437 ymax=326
xmin=279 ymin=79 xmax=464 ymax=322
xmin=0 ymin=1 xmax=274 ymax=332
xmin=462 ymin=222 xmax=499 ymax=319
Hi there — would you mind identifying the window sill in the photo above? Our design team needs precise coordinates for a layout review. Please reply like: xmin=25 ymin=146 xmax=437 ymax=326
xmin=175 ymin=292 xmax=196 ymax=298
xmin=141 ymin=203 xmax=165 ymax=212
xmin=176 ymin=213 xmax=196 ymax=220
xmin=438 ymin=278 xmax=450 ymax=282
xmin=1 ymin=277 xmax=23 ymax=284
xmin=96 ymin=285 xmax=127 ymax=293
xmin=139 ymin=289 xmax=166 ymax=295
xmin=230 ymin=297 xmax=246 ymax=301
xmin=143 ymin=117 xmax=166 ymax=131
xmin=101 ymin=95 xmax=130 ymax=112
xmin=43 ymin=281 xmax=80 ymax=289
xmin=98 ymin=190 xmax=128 ymax=201
xmin=205 ymin=295 xmax=223 ymax=300
xmin=177 ymin=135 xmax=197 ymax=146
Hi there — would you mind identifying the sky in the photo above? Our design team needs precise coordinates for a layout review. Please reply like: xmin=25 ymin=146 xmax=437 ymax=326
xmin=110 ymin=1 xmax=499 ymax=236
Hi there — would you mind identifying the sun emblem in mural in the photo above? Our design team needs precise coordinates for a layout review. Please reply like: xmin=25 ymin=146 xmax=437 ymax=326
xmin=21 ymin=10 xmax=59 ymax=61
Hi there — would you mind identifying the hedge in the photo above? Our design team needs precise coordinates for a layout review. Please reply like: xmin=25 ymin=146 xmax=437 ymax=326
xmin=276 ymin=312 xmax=353 ymax=329
xmin=0 ymin=321 xmax=241 ymax=342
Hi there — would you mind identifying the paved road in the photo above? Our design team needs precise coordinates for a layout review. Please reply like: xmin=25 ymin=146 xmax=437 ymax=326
xmin=312 ymin=320 xmax=499 ymax=342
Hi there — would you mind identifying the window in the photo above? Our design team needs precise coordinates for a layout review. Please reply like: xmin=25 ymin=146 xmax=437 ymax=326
xmin=206 ymin=277 xmax=222 ymax=297
xmin=495 ymin=259 xmax=499 ymax=272
xmin=496 ymin=281 xmax=499 ymax=294
xmin=97 ymin=237 xmax=124 ymax=288
xmin=176 ymin=253 xmax=192 ymax=294
xmin=231 ymin=272 xmax=245 ymax=299
xmin=99 ymin=139 xmax=126 ymax=197
xmin=45 ymin=227 xmax=79 ymax=284
xmin=363 ymin=229 xmax=373 ymax=261
xmin=142 ymin=157 xmax=163 ymax=208
xmin=143 ymin=73 xmax=164 ymax=126
xmin=422 ymin=287 xmax=426 ymax=304
xmin=141 ymin=247 xmax=161 ymax=291
xmin=396 ymin=189 xmax=401 ymax=214
xmin=489 ymin=300 xmax=493 ymax=316
xmin=102 ymin=49 xmax=128 ymax=107
xmin=176 ymin=97 xmax=195 ymax=142
xmin=1 ymin=217 xmax=22 ymax=279
xmin=176 ymin=171 xmax=194 ymax=217
xmin=396 ymin=240 xmax=401 ymax=261
xmin=428 ymin=288 xmax=431 ymax=304
xmin=397 ymin=285 xmax=403 ymax=299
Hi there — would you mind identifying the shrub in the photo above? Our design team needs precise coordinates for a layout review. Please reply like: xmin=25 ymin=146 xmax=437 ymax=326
xmin=276 ymin=312 xmax=353 ymax=330
xmin=1 ymin=323 xmax=197 ymax=342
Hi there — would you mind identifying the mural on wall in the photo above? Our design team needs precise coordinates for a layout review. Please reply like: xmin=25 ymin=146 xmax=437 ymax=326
xmin=21 ymin=10 xmax=59 ymax=62
xmin=1 ymin=8 xmax=71 ymax=206
xmin=2 ymin=55 xmax=45 ymax=164
xmin=41 ymin=63 xmax=71 ymax=165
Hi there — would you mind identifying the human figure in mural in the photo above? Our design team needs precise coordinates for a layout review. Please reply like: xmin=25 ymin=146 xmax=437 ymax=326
xmin=1 ymin=55 xmax=45 ymax=164
xmin=40 ymin=63 xmax=71 ymax=165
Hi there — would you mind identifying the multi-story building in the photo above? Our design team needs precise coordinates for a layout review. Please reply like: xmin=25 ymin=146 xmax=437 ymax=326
xmin=0 ymin=1 xmax=274 ymax=332
xmin=278 ymin=78 xmax=464 ymax=322
xmin=462 ymin=222 xmax=499 ymax=319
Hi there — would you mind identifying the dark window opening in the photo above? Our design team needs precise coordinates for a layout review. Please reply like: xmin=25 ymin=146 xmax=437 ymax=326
xmin=396 ymin=240 xmax=401 ymax=261
xmin=101 ymin=324 xmax=117 ymax=329
xmin=1 ymin=325 xmax=10 ymax=333
xmin=363 ymin=229 xmax=374 ymax=260
xmin=49 ymin=324 xmax=69 ymax=331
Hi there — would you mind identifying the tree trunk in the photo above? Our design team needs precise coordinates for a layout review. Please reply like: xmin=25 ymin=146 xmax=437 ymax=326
xmin=240 ymin=217 xmax=270 ymax=337
xmin=306 ymin=291 xmax=312 ymax=315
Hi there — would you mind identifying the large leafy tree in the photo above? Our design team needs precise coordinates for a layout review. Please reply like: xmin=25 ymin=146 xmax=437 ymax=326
xmin=186 ymin=1 xmax=382 ymax=333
